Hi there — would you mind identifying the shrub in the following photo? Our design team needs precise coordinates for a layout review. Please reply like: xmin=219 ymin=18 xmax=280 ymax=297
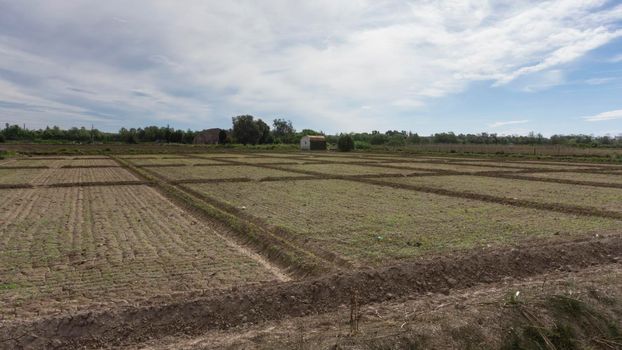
xmin=337 ymin=134 xmax=354 ymax=152
xmin=0 ymin=133 xmax=4 ymax=143
xmin=354 ymin=141 xmax=371 ymax=150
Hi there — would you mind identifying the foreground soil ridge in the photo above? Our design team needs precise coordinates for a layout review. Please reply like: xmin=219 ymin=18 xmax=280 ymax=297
xmin=1 ymin=235 xmax=620 ymax=349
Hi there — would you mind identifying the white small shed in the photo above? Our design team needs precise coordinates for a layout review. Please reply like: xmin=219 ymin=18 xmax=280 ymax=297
xmin=300 ymin=135 xmax=327 ymax=151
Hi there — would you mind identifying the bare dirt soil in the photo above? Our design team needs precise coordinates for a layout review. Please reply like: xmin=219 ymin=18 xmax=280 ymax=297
xmin=136 ymin=263 xmax=622 ymax=350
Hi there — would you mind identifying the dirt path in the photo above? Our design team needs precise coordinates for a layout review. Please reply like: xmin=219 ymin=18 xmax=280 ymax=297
xmin=1 ymin=234 xmax=620 ymax=349
xmin=135 ymin=263 xmax=622 ymax=349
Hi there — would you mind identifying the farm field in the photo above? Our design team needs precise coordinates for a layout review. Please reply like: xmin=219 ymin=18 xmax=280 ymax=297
xmin=123 ymin=157 xmax=228 ymax=166
xmin=0 ymin=185 xmax=281 ymax=319
xmin=448 ymin=160 xmax=601 ymax=170
xmin=519 ymin=171 xmax=622 ymax=185
xmin=0 ymin=168 xmax=48 ymax=185
xmin=381 ymin=175 xmax=622 ymax=213
xmin=142 ymin=164 xmax=311 ymax=181
xmin=277 ymin=163 xmax=434 ymax=175
xmin=32 ymin=167 xmax=140 ymax=185
xmin=0 ymin=150 xmax=621 ymax=349
xmin=0 ymin=159 xmax=56 ymax=167
xmin=57 ymin=158 xmax=119 ymax=167
xmin=212 ymin=156 xmax=308 ymax=164
xmin=375 ymin=161 xmax=524 ymax=173
xmin=186 ymin=179 xmax=621 ymax=266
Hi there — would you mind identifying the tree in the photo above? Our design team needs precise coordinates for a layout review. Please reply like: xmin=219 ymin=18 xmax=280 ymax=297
xmin=407 ymin=133 xmax=421 ymax=144
xmin=218 ymin=129 xmax=228 ymax=144
xmin=232 ymin=115 xmax=260 ymax=145
xmin=299 ymin=129 xmax=322 ymax=136
xmin=272 ymin=119 xmax=296 ymax=143
xmin=256 ymin=118 xmax=271 ymax=144
xmin=370 ymin=133 xmax=387 ymax=145
xmin=337 ymin=134 xmax=355 ymax=152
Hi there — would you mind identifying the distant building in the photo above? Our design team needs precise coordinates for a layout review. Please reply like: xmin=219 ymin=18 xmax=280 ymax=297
xmin=194 ymin=128 xmax=225 ymax=144
xmin=300 ymin=135 xmax=327 ymax=151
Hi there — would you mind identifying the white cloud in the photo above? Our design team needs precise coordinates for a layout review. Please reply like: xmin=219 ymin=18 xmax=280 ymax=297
xmin=583 ymin=109 xmax=622 ymax=122
xmin=609 ymin=54 xmax=622 ymax=62
xmin=489 ymin=120 xmax=530 ymax=128
xmin=0 ymin=0 xmax=621 ymax=131
xmin=585 ymin=77 xmax=616 ymax=85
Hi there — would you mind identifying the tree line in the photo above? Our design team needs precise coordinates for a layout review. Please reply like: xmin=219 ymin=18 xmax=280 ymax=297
xmin=1 ymin=120 xmax=620 ymax=148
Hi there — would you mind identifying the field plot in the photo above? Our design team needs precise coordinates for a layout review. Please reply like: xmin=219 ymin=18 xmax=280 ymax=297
xmin=277 ymin=163 xmax=434 ymax=176
xmin=297 ymin=156 xmax=384 ymax=163
xmin=32 ymin=167 xmax=140 ymax=185
xmin=498 ymin=159 xmax=622 ymax=169
xmin=376 ymin=162 xmax=522 ymax=173
xmin=381 ymin=175 xmax=622 ymax=213
xmin=225 ymin=156 xmax=309 ymax=164
xmin=58 ymin=158 xmax=119 ymax=167
xmin=190 ymin=153 xmax=255 ymax=159
xmin=146 ymin=164 xmax=310 ymax=181
xmin=126 ymin=157 xmax=228 ymax=166
xmin=518 ymin=171 xmax=622 ymax=185
xmin=0 ymin=168 xmax=47 ymax=185
xmin=186 ymin=179 xmax=622 ymax=266
xmin=0 ymin=159 xmax=56 ymax=168
xmin=118 ymin=154 xmax=186 ymax=159
xmin=0 ymin=185 xmax=279 ymax=318
xmin=450 ymin=160 xmax=599 ymax=170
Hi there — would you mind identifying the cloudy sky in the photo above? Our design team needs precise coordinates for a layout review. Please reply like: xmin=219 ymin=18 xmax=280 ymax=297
xmin=1 ymin=0 xmax=621 ymax=135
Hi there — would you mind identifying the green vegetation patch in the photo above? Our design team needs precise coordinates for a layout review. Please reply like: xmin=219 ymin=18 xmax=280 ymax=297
xmin=382 ymin=175 xmax=622 ymax=213
xmin=278 ymin=163 xmax=433 ymax=176
xmin=187 ymin=179 xmax=622 ymax=266
xmin=148 ymin=164 xmax=310 ymax=181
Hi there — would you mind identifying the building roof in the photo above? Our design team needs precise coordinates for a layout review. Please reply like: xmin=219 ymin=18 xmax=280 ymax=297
xmin=304 ymin=135 xmax=326 ymax=141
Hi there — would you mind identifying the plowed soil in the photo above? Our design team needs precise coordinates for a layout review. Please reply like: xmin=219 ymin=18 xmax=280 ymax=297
xmin=1 ymin=235 xmax=619 ymax=349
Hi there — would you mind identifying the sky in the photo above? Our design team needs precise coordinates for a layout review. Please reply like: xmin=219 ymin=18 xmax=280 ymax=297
xmin=0 ymin=0 xmax=621 ymax=136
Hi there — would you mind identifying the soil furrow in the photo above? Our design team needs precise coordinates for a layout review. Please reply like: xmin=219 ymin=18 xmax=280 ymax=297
xmin=1 ymin=235 xmax=619 ymax=349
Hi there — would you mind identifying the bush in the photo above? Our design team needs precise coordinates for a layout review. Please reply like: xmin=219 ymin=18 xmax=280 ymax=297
xmin=0 ymin=134 xmax=4 ymax=143
xmin=387 ymin=135 xmax=406 ymax=147
xmin=337 ymin=134 xmax=354 ymax=152
xmin=354 ymin=141 xmax=371 ymax=150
